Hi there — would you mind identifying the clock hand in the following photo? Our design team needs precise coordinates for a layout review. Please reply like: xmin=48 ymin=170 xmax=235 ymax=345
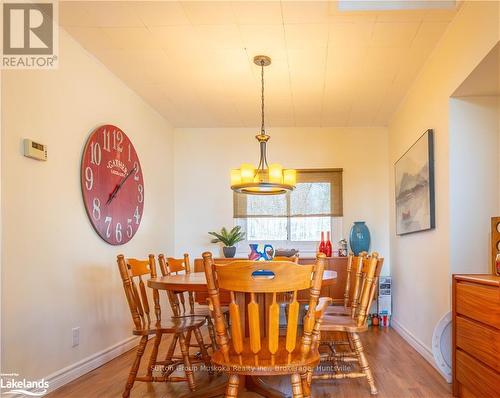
xmin=106 ymin=166 xmax=137 ymax=205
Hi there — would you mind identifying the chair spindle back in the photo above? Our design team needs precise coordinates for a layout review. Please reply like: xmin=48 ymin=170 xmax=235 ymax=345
xmin=354 ymin=253 xmax=384 ymax=327
xmin=158 ymin=253 xmax=195 ymax=316
xmin=117 ymin=254 xmax=161 ymax=331
xmin=203 ymin=252 xmax=326 ymax=364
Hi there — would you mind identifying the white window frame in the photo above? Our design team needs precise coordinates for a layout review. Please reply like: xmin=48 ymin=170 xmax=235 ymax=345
xmin=235 ymin=216 xmax=343 ymax=257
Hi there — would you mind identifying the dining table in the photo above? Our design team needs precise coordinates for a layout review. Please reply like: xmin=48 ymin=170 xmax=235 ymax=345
xmin=148 ymin=269 xmax=337 ymax=398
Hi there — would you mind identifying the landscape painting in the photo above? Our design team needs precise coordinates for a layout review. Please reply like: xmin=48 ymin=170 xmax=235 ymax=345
xmin=395 ymin=130 xmax=435 ymax=235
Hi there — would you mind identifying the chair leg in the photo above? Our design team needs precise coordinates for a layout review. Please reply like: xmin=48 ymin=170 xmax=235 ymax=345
xmin=225 ymin=374 xmax=240 ymax=398
xmin=300 ymin=369 xmax=311 ymax=398
xmin=185 ymin=329 xmax=193 ymax=351
xmin=146 ymin=332 xmax=162 ymax=378
xmin=206 ymin=315 xmax=218 ymax=351
xmin=347 ymin=332 xmax=355 ymax=351
xmin=351 ymin=332 xmax=378 ymax=395
xmin=122 ymin=335 xmax=148 ymax=398
xmin=193 ymin=327 xmax=213 ymax=374
xmin=291 ymin=373 xmax=304 ymax=398
xmin=165 ymin=333 xmax=178 ymax=364
xmin=178 ymin=332 xmax=196 ymax=391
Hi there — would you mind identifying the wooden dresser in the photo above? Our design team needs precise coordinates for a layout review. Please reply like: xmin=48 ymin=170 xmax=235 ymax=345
xmin=452 ymin=274 xmax=500 ymax=397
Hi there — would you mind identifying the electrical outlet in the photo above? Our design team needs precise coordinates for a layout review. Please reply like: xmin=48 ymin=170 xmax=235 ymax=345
xmin=72 ymin=327 xmax=80 ymax=347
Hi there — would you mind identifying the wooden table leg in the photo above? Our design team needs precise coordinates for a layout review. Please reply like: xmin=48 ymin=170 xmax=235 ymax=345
xmin=246 ymin=375 xmax=288 ymax=398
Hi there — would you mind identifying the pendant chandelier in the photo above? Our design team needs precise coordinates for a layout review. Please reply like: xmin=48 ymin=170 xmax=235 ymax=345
xmin=230 ymin=55 xmax=296 ymax=195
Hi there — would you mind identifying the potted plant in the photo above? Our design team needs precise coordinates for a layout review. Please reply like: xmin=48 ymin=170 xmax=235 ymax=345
xmin=209 ymin=226 xmax=245 ymax=258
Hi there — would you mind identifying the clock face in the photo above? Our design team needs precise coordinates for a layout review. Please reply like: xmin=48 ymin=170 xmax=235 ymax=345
xmin=81 ymin=125 xmax=144 ymax=245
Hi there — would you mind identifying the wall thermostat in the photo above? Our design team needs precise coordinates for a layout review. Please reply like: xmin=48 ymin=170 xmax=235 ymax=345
xmin=23 ymin=139 xmax=47 ymax=161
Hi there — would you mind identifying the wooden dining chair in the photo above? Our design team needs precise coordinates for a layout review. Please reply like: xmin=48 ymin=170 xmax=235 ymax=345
xmin=158 ymin=253 xmax=217 ymax=351
xmin=272 ymin=255 xmax=299 ymax=263
xmin=314 ymin=253 xmax=384 ymax=395
xmin=324 ymin=252 xmax=366 ymax=316
xmin=202 ymin=251 xmax=332 ymax=398
xmin=117 ymin=254 xmax=210 ymax=398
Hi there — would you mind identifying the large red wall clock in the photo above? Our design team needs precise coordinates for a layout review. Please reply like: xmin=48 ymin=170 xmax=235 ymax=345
xmin=81 ymin=125 xmax=144 ymax=245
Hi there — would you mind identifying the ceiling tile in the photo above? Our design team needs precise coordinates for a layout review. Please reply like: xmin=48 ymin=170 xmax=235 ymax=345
xmin=370 ymin=22 xmax=421 ymax=47
xmin=181 ymin=2 xmax=236 ymax=25
xmin=101 ymin=27 xmax=162 ymax=51
xmin=232 ymin=1 xmax=283 ymax=25
xmin=61 ymin=2 xmax=143 ymax=28
xmin=195 ymin=25 xmax=244 ymax=50
xmin=411 ymin=21 xmax=449 ymax=48
xmin=375 ymin=10 xmax=425 ymax=22
xmin=423 ymin=8 xmax=458 ymax=22
xmin=281 ymin=1 xmax=332 ymax=24
xmin=328 ymin=21 xmax=374 ymax=47
xmin=134 ymin=2 xmax=191 ymax=26
xmin=64 ymin=26 xmax=117 ymax=51
xmin=148 ymin=25 xmax=203 ymax=54
xmin=285 ymin=24 xmax=329 ymax=49
xmin=240 ymin=24 xmax=286 ymax=50
xmin=361 ymin=47 xmax=407 ymax=81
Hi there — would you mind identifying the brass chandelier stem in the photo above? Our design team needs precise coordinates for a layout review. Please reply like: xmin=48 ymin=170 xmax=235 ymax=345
xmin=260 ymin=59 xmax=265 ymax=135
xmin=256 ymin=58 xmax=270 ymax=173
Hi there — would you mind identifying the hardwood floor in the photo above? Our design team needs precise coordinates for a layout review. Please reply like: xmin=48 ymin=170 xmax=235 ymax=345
xmin=47 ymin=327 xmax=451 ymax=398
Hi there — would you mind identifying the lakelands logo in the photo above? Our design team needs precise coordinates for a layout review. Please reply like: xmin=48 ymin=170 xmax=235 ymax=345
xmin=2 ymin=0 xmax=59 ymax=69
xmin=1 ymin=373 xmax=49 ymax=396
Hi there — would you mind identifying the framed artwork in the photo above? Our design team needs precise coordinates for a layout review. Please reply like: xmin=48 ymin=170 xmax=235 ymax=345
xmin=395 ymin=129 xmax=435 ymax=235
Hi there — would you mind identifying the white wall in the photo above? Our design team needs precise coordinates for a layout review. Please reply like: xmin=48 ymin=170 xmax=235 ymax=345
xmin=1 ymin=30 xmax=175 ymax=380
xmin=388 ymin=0 xmax=499 ymax=355
xmin=174 ymin=127 xmax=390 ymax=273
xmin=449 ymin=96 xmax=499 ymax=274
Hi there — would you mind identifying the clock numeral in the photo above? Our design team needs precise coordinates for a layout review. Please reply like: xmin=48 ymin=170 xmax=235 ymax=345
xmin=92 ymin=198 xmax=101 ymax=220
xmin=113 ymin=130 xmax=123 ymax=152
xmin=128 ymin=143 xmax=131 ymax=162
xmin=137 ymin=184 xmax=144 ymax=203
xmin=105 ymin=216 xmax=112 ymax=238
xmin=133 ymin=161 xmax=140 ymax=181
xmin=102 ymin=129 xmax=111 ymax=152
xmin=90 ymin=142 xmax=101 ymax=165
xmin=85 ymin=167 xmax=94 ymax=191
xmin=126 ymin=219 xmax=133 ymax=238
xmin=115 ymin=222 xmax=123 ymax=243
xmin=134 ymin=206 xmax=140 ymax=224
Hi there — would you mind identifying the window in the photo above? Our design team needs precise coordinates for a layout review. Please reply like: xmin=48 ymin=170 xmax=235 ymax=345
xmin=234 ymin=169 xmax=343 ymax=249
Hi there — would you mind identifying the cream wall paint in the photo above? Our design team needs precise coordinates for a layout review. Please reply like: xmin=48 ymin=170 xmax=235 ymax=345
xmin=449 ymin=96 xmax=499 ymax=274
xmin=173 ymin=127 xmax=390 ymax=274
xmin=1 ymin=30 xmax=175 ymax=380
xmin=388 ymin=0 xmax=499 ymax=353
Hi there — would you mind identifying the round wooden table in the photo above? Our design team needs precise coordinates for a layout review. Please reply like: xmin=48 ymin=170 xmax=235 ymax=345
xmin=148 ymin=270 xmax=337 ymax=398
xmin=148 ymin=270 xmax=337 ymax=291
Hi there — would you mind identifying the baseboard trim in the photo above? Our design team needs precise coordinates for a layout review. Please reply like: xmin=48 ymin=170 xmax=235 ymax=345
xmin=391 ymin=318 xmax=450 ymax=382
xmin=45 ymin=335 xmax=139 ymax=394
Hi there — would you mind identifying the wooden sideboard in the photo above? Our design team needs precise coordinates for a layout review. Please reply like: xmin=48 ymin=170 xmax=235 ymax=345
xmin=452 ymin=274 xmax=500 ymax=397
xmin=193 ymin=256 xmax=349 ymax=305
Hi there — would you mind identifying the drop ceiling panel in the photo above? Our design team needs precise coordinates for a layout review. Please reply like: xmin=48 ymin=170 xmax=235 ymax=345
xmin=60 ymin=1 xmax=459 ymax=128
xmin=370 ymin=22 xmax=420 ymax=47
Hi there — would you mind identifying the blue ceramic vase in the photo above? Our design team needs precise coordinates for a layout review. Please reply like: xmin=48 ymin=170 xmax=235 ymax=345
xmin=349 ymin=221 xmax=371 ymax=255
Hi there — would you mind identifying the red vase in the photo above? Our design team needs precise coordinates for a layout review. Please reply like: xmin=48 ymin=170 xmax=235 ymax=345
xmin=318 ymin=231 xmax=326 ymax=254
xmin=325 ymin=231 xmax=332 ymax=257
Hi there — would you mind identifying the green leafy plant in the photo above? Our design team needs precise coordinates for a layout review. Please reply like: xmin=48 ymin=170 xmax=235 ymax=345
xmin=209 ymin=226 xmax=246 ymax=247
